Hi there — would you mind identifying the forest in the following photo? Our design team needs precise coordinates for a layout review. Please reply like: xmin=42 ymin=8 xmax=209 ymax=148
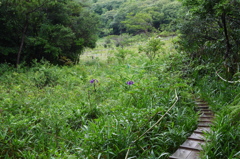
xmin=0 ymin=0 xmax=239 ymax=158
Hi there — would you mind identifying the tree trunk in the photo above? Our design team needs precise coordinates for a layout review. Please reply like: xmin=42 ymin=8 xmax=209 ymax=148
xmin=221 ymin=13 xmax=235 ymax=78
xmin=16 ymin=17 xmax=28 ymax=68
xmin=16 ymin=3 xmax=46 ymax=68
xmin=221 ymin=13 xmax=231 ymax=59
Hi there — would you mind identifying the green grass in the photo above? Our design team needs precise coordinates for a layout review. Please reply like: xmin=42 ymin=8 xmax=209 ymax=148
xmin=2 ymin=35 xmax=239 ymax=159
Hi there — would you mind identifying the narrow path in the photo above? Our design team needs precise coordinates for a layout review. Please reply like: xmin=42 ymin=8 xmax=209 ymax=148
xmin=169 ymin=99 xmax=214 ymax=159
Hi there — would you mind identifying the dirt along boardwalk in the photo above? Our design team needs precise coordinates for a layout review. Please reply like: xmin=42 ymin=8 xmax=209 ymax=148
xmin=169 ymin=99 xmax=214 ymax=159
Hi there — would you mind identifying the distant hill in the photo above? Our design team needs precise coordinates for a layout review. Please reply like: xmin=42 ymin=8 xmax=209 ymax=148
xmin=90 ymin=0 xmax=182 ymax=36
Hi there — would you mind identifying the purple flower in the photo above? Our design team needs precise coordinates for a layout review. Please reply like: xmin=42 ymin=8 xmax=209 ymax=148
xmin=126 ymin=81 xmax=134 ymax=85
xmin=90 ymin=79 xmax=98 ymax=83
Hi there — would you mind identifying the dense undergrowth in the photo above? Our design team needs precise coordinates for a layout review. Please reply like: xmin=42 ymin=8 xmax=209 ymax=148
xmin=0 ymin=37 xmax=199 ymax=158
xmin=0 ymin=35 xmax=239 ymax=158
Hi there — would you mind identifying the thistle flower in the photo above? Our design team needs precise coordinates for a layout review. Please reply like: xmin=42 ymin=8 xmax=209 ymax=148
xmin=90 ymin=79 xmax=98 ymax=83
xmin=126 ymin=81 xmax=134 ymax=85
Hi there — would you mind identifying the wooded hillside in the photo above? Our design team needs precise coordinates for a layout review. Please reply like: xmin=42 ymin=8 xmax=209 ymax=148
xmin=91 ymin=0 xmax=181 ymax=36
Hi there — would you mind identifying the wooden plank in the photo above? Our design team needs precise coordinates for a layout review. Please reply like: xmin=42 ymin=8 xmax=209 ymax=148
xmin=199 ymin=112 xmax=214 ymax=116
xmin=198 ymin=120 xmax=212 ymax=124
xmin=188 ymin=137 xmax=205 ymax=142
xmin=189 ymin=133 xmax=205 ymax=140
xmin=169 ymin=156 xmax=179 ymax=159
xmin=186 ymin=151 xmax=200 ymax=159
xmin=170 ymin=148 xmax=193 ymax=158
xmin=180 ymin=145 xmax=201 ymax=151
xmin=194 ymin=128 xmax=211 ymax=134
xmin=198 ymin=123 xmax=211 ymax=127
xmin=194 ymin=130 xmax=204 ymax=134
xmin=195 ymin=127 xmax=211 ymax=133
xmin=198 ymin=121 xmax=212 ymax=124
xmin=180 ymin=140 xmax=204 ymax=151
xmin=197 ymin=105 xmax=209 ymax=109
xmin=199 ymin=115 xmax=214 ymax=118
xmin=198 ymin=119 xmax=212 ymax=122
xmin=199 ymin=116 xmax=214 ymax=120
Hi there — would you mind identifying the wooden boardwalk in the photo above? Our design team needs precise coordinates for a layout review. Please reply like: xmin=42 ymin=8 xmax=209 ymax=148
xmin=169 ymin=100 xmax=214 ymax=159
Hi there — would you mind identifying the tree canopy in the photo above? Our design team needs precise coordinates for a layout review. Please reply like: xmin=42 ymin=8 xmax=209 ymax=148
xmin=0 ymin=0 xmax=99 ymax=66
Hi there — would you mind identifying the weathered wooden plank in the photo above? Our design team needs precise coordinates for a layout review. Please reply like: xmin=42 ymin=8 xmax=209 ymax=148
xmin=195 ymin=127 xmax=211 ymax=133
xmin=180 ymin=140 xmax=204 ymax=151
xmin=170 ymin=149 xmax=192 ymax=158
xmin=186 ymin=151 xmax=200 ymax=159
xmin=198 ymin=121 xmax=212 ymax=126
xmin=189 ymin=133 xmax=206 ymax=140
xmin=199 ymin=118 xmax=212 ymax=121
xmin=199 ymin=113 xmax=213 ymax=116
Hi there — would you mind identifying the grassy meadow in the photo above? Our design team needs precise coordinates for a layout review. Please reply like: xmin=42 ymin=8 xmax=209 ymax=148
xmin=0 ymin=35 xmax=239 ymax=158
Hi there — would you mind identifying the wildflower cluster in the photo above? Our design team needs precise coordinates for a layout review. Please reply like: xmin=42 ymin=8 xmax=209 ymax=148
xmin=126 ymin=81 xmax=134 ymax=85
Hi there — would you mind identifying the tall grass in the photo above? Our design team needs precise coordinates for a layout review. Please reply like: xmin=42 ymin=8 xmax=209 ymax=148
xmin=1 ymin=36 xmax=198 ymax=158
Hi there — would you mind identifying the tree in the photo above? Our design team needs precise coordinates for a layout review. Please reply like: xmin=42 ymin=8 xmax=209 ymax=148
xmin=121 ymin=12 xmax=153 ymax=34
xmin=0 ymin=0 xmax=99 ymax=66
xmin=178 ymin=0 xmax=240 ymax=78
